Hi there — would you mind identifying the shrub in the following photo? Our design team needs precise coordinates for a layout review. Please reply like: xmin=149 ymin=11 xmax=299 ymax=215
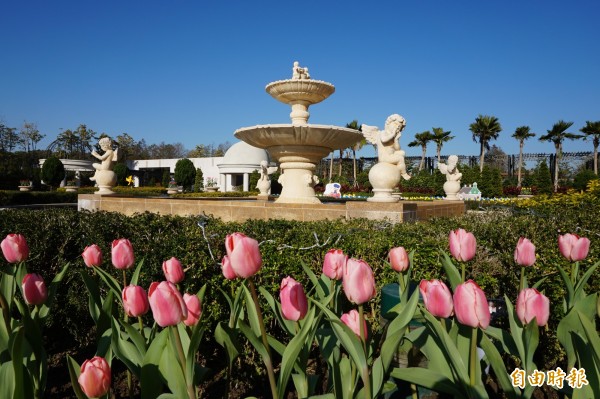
xmin=113 ymin=163 xmax=129 ymax=186
xmin=174 ymin=158 xmax=196 ymax=191
xmin=41 ymin=156 xmax=65 ymax=189
xmin=573 ymin=168 xmax=598 ymax=191
xmin=533 ymin=160 xmax=553 ymax=194
xmin=161 ymin=169 xmax=170 ymax=188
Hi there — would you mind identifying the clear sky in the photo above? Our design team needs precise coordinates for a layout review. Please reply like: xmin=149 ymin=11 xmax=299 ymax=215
xmin=1 ymin=0 xmax=598 ymax=159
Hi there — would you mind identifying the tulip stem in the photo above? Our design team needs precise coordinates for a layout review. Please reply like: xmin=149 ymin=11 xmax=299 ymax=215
xmin=358 ymin=304 xmax=372 ymax=399
xmin=171 ymin=325 xmax=196 ymax=399
xmin=398 ymin=273 xmax=406 ymax=296
xmin=519 ymin=266 xmax=525 ymax=292
xmin=138 ymin=316 xmax=145 ymax=341
xmin=122 ymin=270 xmax=127 ymax=291
xmin=571 ymin=261 xmax=579 ymax=286
xmin=248 ymin=278 xmax=278 ymax=399
xmin=461 ymin=262 xmax=466 ymax=282
xmin=469 ymin=327 xmax=477 ymax=387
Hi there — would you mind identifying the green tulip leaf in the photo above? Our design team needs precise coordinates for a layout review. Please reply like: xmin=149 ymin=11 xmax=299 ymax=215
xmin=390 ymin=367 xmax=464 ymax=397
xmin=0 ymin=361 xmax=16 ymax=399
xmin=141 ymin=328 xmax=169 ymax=399
xmin=111 ymin=319 xmax=142 ymax=377
xmin=504 ymin=296 xmax=525 ymax=362
xmin=66 ymin=355 xmax=88 ymax=399
xmin=119 ymin=318 xmax=147 ymax=357
xmin=94 ymin=266 xmax=123 ymax=302
xmin=440 ymin=252 xmax=462 ymax=290
xmin=214 ymin=322 xmax=241 ymax=367
xmin=484 ymin=326 xmax=518 ymax=356
xmin=156 ymin=394 xmax=179 ymax=399
xmin=555 ymin=263 xmax=575 ymax=309
xmin=570 ymin=331 xmax=600 ymax=398
xmin=480 ymin=332 xmax=519 ymax=399
xmin=159 ymin=329 xmax=187 ymax=399
xmin=130 ymin=258 xmax=145 ymax=286
xmin=79 ymin=270 xmax=102 ymax=323
xmin=36 ymin=262 xmax=69 ymax=321
xmin=186 ymin=322 xmax=206 ymax=386
xmin=259 ymin=286 xmax=295 ymax=335
xmin=238 ymin=320 xmax=271 ymax=363
xmin=576 ymin=310 xmax=600 ymax=366
xmin=301 ymin=261 xmax=327 ymax=300
xmin=241 ymin=284 xmax=262 ymax=337
xmin=291 ymin=372 xmax=308 ymax=398
xmin=278 ymin=307 xmax=316 ymax=399
xmin=573 ymin=262 xmax=599 ymax=302
xmin=557 ymin=293 xmax=598 ymax=369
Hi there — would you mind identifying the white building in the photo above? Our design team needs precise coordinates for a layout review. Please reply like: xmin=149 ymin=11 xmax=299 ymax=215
xmin=217 ymin=141 xmax=274 ymax=192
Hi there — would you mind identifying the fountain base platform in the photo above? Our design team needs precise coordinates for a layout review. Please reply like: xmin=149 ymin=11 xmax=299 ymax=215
xmin=78 ymin=194 xmax=465 ymax=224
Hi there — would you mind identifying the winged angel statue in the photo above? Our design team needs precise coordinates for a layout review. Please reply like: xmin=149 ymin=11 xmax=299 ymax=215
xmin=362 ymin=114 xmax=411 ymax=180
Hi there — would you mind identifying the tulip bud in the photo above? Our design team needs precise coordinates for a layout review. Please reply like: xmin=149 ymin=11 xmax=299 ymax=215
xmin=449 ymin=229 xmax=476 ymax=262
xmin=1 ymin=233 xmax=29 ymax=263
xmin=419 ymin=279 xmax=453 ymax=318
xmin=341 ymin=309 xmax=368 ymax=339
xmin=221 ymin=255 xmax=237 ymax=280
xmin=389 ymin=246 xmax=410 ymax=272
xmin=82 ymin=244 xmax=103 ymax=268
xmin=516 ymin=288 xmax=550 ymax=326
xmin=280 ymin=276 xmax=308 ymax=321
xmin=78 ymin=356 xmax=111 ymax=398
xmin=453 ymin=280 xmax=490 ymax=329
xmin=22 ymin=273 xmax=48 ymax=305
xmin=225 ymin=233 xmax=262 ymax=278
xmin=122 ymin=285 xmax=149 ymax=317
xmin=343 ymin=258 xmax=376 ymax=305
xmin=148 ymin=281 xmax=188 ymax=327
xmin=162 ymin=257 xmax=185 ymax=284
xmin=514 ymin=237 xmax=536 ymax=267
xmin=111 ymin=238 xmax=135 ymax=270
xmin=322 ymin=249 xmax=347 ymax=280
xmin=183 ymin=293 xmax=202 ymax=326
xmin=558 ymin=233 xmax=591 ymax=262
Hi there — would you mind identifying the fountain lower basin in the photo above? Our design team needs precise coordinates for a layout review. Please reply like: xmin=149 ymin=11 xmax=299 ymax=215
xmin=235 ymin=124 xmax=362 ymax=204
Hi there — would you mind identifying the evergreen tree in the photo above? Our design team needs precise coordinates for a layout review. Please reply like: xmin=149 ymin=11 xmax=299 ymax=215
xmin=162 ymin=170 xmax=171 ymax=188
xmin=248 ymin=169 xmax=260 ymax=192
xmin=534 ymin=160 xmax=553 ymax=194
xmin=174 ymin=158 xmax=196 ymax=191
xmin=113 ymin=163 xmax=129 ymax=186
xmin=41 ymin=156 xmax=65 ymax=189
xmin=193 ymin=168 xmax=204 ymax=192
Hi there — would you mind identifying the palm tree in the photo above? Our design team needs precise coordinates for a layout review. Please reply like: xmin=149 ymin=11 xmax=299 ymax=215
xmin=539 ymin=120 xmax=582 ymax=192
xmin=580 ymin=120 xmax=600 ymax=175
xmin=408 ymin=131 xmax=433 ymax=171
xmin=431 ymin=127 xmax=453 ymax=163
xmin=345 ymin=120 xmax=364 ymax=187
xmin=511 ymin=126 xmax=536 ymax=187
xmin=469 ymin=115 xmax=502 ymax=172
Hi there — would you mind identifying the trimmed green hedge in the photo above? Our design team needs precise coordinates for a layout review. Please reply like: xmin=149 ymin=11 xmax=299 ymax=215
xmin=0 ymin=190 xmax=78 ymax=206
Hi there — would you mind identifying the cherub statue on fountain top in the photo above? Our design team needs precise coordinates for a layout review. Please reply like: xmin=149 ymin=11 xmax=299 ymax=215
xmin=292 ymin=61 xmax=310 ymax=80
xmin=362 ymin=114 xmax=410 ymax=180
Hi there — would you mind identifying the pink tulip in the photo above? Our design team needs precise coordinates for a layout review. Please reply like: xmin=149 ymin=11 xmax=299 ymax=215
xmin=148 ymin=281 xmax=188 ymax=327
xmin=514 ymin=237 xmax=536 ymax=267
xmin=449 ymin=229 xmax=476 ymax=262
xmin=122 ymin=285 xmax=149 ymax=317
xmin=162 ymin=257 xmax=185 ymax=284
xmin=78 ymin=356 xmax=111 ymax=398
xmin=183 ymin=293 xmax=202 ymax=326
xmin=1 ymin=233 xmax=29 ymax=263
xmin=280 ymin=276 xmax=308 ymax=321
xmin=558 ymin=234 xmax=591 ymax=262
xmin=341 ymin=309 xmax=368 ymax=339
xmin=22 ymin=273 xmax=48 ymax=305
xmin=111 ymin=238 xmax=135 ymax=269
xmin=343 ymin=258 xmax=376 ymax=305
xmin=453 ymin=280 xmax=490 ymax=329
xmin=389 ymin=246 xmax=410 ymax=272
xmin=419 ymin=279 xmax=453 ymax=318
xmin=225 ymin=233 xmax=262 ymax=278
xmin=82 ymin=244 xmax=103 ymax=268
xmin=322 ymin=249 xmax=347 ymax=280
xmin=516 ymin=288 xmax=550 ymax=326
xmin=221 ymin=255 xmax=237 ymax=280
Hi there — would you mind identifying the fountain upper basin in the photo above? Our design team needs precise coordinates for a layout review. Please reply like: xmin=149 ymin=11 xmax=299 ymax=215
xmin=266 ymin=79 xmax=335 ymax=105
xmin=234 ymin=124 xmax=362 ymax=153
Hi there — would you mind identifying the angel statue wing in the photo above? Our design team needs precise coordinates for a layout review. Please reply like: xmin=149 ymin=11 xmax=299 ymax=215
xmin=112 ymin=147 xmax=119 ymax=162
xmin=361 ymin=124 xmax=380 ymax=145
xmin=438 ymin=162 xmax=448 ymax=175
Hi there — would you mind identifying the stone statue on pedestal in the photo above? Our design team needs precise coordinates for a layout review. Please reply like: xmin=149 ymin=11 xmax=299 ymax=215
xmin=256 ymin=160 xmax=272 ymax=198
xmin=362 ymin=114 xmax=411 ymax=202
xmin=90 ymin=137 xmax=118 ymax=195
xmin=438 ymin=155 xmax=462 ymax=200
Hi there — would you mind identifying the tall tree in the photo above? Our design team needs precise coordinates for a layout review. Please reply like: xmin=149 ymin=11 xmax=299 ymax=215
xmin=431 ymin=127 xmax=453 ymax=163
xmin=115 ymin=133 xmax=136 ymax=161
xmin=346 ymin=120 xmax=363 ymax=186
xmin=0 ymin=124 xmax=19 ymax=152
xmin=18 ymin=122 xmax=45 ymax=152
xmin=580 ymin=120 xmax=600 ymax=175
xmin=539 ymin=120 xmax=582 ymax=192
xmin=408 ymin=131 xmax=433 ymax=171
xmin=511 ymin=126 xmax=536 ymax=187
xmin=469 ymin=115 xmax=502 ymax=172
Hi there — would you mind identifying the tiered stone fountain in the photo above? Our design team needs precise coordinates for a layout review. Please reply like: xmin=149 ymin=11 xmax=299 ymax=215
xmin=234 ymin=62 xmax=362 ymax=204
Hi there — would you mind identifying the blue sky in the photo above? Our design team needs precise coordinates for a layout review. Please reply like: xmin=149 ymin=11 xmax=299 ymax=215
xmin=1 ymin=1 xmax=598 ymax=159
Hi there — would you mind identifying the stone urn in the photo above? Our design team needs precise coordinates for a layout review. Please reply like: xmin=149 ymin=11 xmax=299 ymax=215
xmin=65 ymin=186 xmax=78 ymax=192
xmin=18 ymin=186 xmax=32 ymax=192
xmin=443 ymin=180 xmax=461 ymax=200
xmin=167 ymin=188 xmax=178 ymax=195
xmin=367 ymin=163 xmax=401 ymax=203
xmin=93 ymin=170 xmax=117 ymax=195
xmin=205 ymin=186 xmax=219 ymax=193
